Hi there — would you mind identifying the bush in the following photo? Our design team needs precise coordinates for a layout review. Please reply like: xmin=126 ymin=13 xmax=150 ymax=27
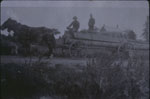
xmin=1 ymin=53 xmax=149 ymax=99
xmin=1 ymin=63 xmax=48 ymax=99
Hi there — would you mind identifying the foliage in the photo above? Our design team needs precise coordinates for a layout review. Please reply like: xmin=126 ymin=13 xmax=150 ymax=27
xmin=126 ymin=30 xmax=136 ymax=40
xmin=0 ymin=34 xmax=16 ymax=55
xmin=142 ymin=16 xmax=149 ymax=41
xmin=1 ymin=63 xmax=48 ymax=99
xmin=1 ymin=53 xmax=149 ymax=99
xmin=0 ymin=0 xmax=3 ymax=3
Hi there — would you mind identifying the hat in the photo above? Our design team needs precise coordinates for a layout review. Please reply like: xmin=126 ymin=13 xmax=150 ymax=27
xmin=73 ymin=16 xmax=77 ymax=19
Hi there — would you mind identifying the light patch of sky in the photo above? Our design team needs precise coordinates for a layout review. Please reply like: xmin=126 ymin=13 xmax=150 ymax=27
xmin=1 ymin=1 xmax=149 ymax=39
xmin=1 ymin=1 xmax=148 ymax=8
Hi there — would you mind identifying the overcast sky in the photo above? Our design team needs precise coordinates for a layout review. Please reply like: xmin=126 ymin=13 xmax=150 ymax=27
xmin=1 ymin=1 xmax=149 ymax=39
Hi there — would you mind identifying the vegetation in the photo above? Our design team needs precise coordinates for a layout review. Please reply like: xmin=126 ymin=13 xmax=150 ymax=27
xmin=0 ymin=0 xmax=3 ymax=3
xmin=126 ymin=30 xmax=136 ymax=40
xmin=1 ymin=53 xmax=149 ymax=99
xmin=142 ymin=16 xmax=149 ymax=41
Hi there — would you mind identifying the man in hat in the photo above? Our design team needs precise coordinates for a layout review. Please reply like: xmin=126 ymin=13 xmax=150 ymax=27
xmin=88 ymin=14 xmax=95 ymax=31
xmin=67 ymin=16 xmax=80 ymax=32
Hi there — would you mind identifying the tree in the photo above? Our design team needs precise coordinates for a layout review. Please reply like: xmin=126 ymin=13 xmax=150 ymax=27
xmin=127 ymin=30 xmax=136 ymax=40
xmin=0 ymin=0 xmax=3 ymax=3
xmin=142 ymin=16 xmax=149 ymax=42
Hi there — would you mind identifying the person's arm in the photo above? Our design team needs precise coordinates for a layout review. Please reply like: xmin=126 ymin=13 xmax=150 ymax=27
xmin=68 ymin=22 xmax=73 ymax=28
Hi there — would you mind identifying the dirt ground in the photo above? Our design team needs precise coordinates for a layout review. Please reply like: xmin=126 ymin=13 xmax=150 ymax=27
xmin=1 ymin=56 xmax=87 ymax=66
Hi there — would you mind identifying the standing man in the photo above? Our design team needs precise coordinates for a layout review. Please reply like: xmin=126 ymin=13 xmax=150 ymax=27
xmin=88 ymin=14 xmax=95 ymax=31
xmin=67 ymin=16 xmax=80 ymax=32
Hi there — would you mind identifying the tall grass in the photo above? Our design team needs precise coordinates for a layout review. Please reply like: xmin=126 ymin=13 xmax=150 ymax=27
xmin=1 ymin=53 xmax=149 ymax=99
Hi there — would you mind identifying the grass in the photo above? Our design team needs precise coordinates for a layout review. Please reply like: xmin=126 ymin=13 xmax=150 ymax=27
xmin=0 ymin=53 xmax=149 ymax=99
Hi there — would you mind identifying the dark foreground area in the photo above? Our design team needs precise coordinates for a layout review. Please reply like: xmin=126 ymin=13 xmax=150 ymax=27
xmin=1 ymin=54 xmax=149 ymax=99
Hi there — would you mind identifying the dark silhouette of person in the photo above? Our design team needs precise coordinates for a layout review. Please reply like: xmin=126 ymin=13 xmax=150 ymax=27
xmin=88 ymin=14 xmax=95 ymax=31
xmin=100 ymin=24 xmax=106 ymax=32
xmin=67 ymin=16 xmax=80 ymax=32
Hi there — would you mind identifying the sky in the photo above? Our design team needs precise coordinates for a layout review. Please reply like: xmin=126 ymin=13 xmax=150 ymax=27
xmin=1 ymin=1 xmax=149 ymax=39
